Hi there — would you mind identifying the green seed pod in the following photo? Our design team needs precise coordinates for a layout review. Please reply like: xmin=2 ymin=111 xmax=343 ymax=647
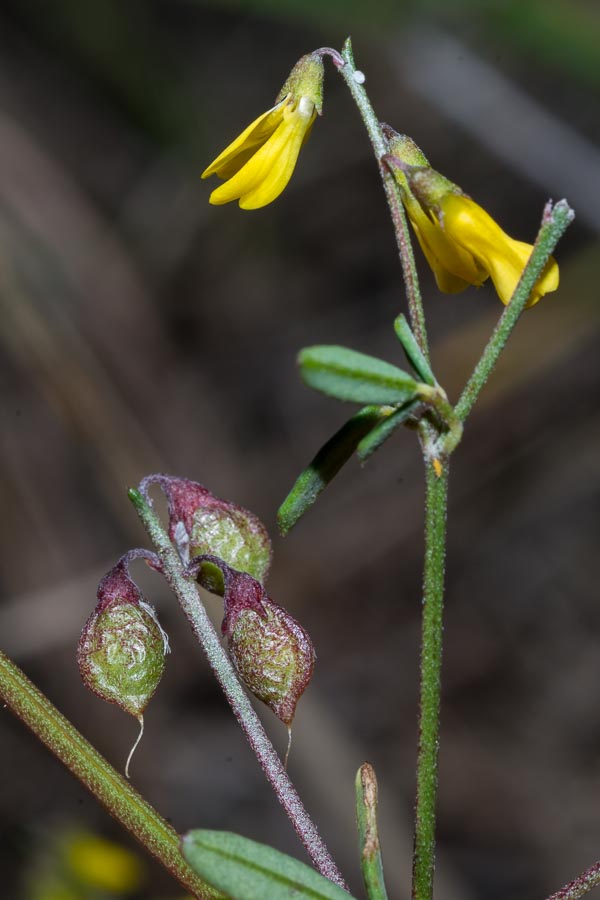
xmin=145 ymin=475 xmax=272 ymax=595
xmin=77 ymin=558 xmax=168 ymax=719
xmin=221 ymin=568 xmax=315 ymax=726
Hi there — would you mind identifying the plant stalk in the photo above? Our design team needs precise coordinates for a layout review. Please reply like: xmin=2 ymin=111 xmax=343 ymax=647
xmin=129 ymin=487 xmax=347 ymax=890
xmin=546 ymin=861 xmax=600 ymax=900
xmin=455 ymin=199 xmax=574 ymax=422
xmin=337 ymin=37 xmax=429 ymax=361
xmin=412 ymin=460 xmax=449 ymax=900
xmin=0 ymin=649 xmax=219 ymax=900
xmin=355 ymin=763 xmax=389 ymax=900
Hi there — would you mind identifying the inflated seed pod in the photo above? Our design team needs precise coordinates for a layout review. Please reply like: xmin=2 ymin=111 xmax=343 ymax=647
xmin=221 ymin=567 xmax=315 ymax=726
xmin=146 ymin=474 xmax=272 ymax=595
xmin=77 ymin=558 xmax=168 ymax=719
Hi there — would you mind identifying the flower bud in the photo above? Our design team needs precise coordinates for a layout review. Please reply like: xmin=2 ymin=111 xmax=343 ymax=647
xmin=77 ymin=559 xmax=168 ymax=719
xmin=151 ymin=475 xmax=272 ymax=595
xmin=221 ymin=568 xmax=315 ymax=726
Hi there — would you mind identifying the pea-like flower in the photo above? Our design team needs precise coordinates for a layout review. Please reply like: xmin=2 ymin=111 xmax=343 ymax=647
xmin=385 ymin=132 xmax=559 ymax=307
xmin=202 ymin=53 xmax=324 ymax=210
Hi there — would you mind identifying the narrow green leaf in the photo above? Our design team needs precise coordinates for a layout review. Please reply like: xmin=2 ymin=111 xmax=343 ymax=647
xmin=357 ymin=400 xmax=420 ymax=464
xmin=355 ymin=764 xmax=388 ymax=900
xmin=182 ymin=830 xmax=356 ymax=900
xmin=127 ymin=486 xmax=145 ymax=510
xmin=393 ymin=315 xmax=436 ymax=386
xmin=299 ymin=345 xmax=418 ymax=405
xmin=278 ymin=406 xmax=386 ymax=535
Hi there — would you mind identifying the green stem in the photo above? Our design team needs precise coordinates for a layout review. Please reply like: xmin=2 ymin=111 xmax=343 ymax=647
xmin=129 ymin=488 xmax=347 ymax=891
xmin=336 ymin=38 xmax=429 ymax=361
xmin=0 ymin=649 xmax=220 ymax=900
xmin=546 ymin=861 xmax=600 ymax=900
xmin=412 ymin=461 xmax=449 ymax=900
xmin=455 ymin=200 xmax=574 ymax=422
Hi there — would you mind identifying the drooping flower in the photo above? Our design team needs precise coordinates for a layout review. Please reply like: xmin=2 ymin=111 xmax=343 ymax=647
xmin=202 ymin=53 xmax=324 ymax=210
xmin=384 ymin=131 xmax=559 ymax=307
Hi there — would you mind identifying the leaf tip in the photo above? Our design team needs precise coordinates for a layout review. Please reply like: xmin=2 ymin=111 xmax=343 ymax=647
xmin=127 ymin=487 xmax=144 ymax=509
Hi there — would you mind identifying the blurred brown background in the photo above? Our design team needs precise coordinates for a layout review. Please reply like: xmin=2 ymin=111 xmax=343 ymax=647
xmin=0 ymin=1 xmax=599 ymax=898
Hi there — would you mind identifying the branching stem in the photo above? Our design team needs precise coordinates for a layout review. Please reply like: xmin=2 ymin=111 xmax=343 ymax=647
xmin=128 ymin=487 xmax=347 ymax=890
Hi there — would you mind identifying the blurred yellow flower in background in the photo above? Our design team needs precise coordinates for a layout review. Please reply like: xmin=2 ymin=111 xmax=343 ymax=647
xmin=26 ymin=828 xmax=144 ymax=900
xmin=202 ymin=53 xmax=323 ymax=210
xmin=64 ymin=832 xmax=143 ymax=893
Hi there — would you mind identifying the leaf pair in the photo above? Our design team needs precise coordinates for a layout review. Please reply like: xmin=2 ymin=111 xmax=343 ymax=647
xmin=278 ymin=317 xmax=436 ymax=534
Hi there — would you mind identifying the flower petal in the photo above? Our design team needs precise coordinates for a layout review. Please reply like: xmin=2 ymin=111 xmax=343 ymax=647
xmin=201 ymin=99 xmax=287 ymax=180
xmin=411 ymin=220 xmax=473 ymax=293
xmin=240 ymin=108 xmax=315 ymax=209
xmin=442 ymin=195 xmax=559 ymax=306
xmin=209 ymin=101 xmax=315 ymax=209
xmin=405 ymin=192 xmax=485 ymax=291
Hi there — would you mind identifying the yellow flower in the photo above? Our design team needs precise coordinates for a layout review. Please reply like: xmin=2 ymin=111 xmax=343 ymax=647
xmin=386 ymin=141 xmax=559 ymax=307
xmin=411 ymin=189 xmax=558 ymax=307
xmin=202 ymin=54 xmax=323 ymax=210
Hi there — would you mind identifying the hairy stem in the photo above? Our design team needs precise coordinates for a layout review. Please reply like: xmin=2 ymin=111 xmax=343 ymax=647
xmin=0 ymin=650 xmax=219 ymax=900
xmin=129 ymin=487 xmax=347 ymax=890
xmin=455 ymin=199 xmax=574 ymax=422
xmin=412 ymin=461 xmax=449 ymax=900
xmin=546 ymin=862 xmax=600 ymax=900
xmin=337 ymin=37 xmax=429 ymax=360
